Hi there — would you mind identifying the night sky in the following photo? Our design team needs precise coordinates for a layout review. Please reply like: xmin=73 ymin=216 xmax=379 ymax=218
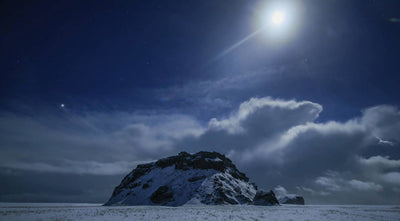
xmin=1 ymin=0 xmax=400 ymax=204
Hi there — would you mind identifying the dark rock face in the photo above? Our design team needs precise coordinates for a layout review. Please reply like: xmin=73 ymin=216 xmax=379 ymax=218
xmin=188 ymin=175 xmax=206 ymax=182
xmin=104 ymin=151 xmax=281 ymax=206
xmin=150 ymin=186 xmax=174 ymax=204
xmin=279 ymin=195 xmax=305 ymax=205
xmin=154 ymin=151 xmax=249 ymax=181
xmin=253 ymin=190 xmax=280 ymax=206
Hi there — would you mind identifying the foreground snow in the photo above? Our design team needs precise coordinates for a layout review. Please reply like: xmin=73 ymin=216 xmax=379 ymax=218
xmin=0 ymin=203 xmax=399 ymax=221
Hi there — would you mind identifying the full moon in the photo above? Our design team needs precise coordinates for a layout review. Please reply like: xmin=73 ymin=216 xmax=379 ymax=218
xmin=271 ymin=11 xmax=285 ymax=25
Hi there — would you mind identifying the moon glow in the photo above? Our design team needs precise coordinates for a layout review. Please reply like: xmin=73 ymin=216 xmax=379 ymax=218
xmin=271 ymin=11 xmax=285 ymax=25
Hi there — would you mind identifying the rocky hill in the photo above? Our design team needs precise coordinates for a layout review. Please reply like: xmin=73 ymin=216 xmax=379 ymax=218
xmin=104 ymin=151 xmax=280 ymax=206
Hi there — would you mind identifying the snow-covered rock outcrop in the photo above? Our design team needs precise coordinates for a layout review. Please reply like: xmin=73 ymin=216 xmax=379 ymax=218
xmin=278 ymin=195 xmax=305 ymax=205
xmin=104 ymin=151 xmax=279 ymax=206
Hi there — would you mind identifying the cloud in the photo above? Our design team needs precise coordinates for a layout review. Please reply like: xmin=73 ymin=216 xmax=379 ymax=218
xmin=208 ymin=97 xmax=322 ymax=134
xmin=274 ymin=185 xmax=301 ymax=198
xmin=178 ymin=97 xmax=323 ymax=158
xmin=315 ymin=174 xmax=343 ymax=192
xmin=1 ymin=160 xmax=136 ymax=175
xmin=315 ymin=172 xmax=383 ymax=192
xmin=359 ymin=156 xmax=400 ymax=170
xmin=296 ymin=186 xmax=330 ymax=196
xmin=348 ymin=179 xmax=383 ymax=191
xmin=274 ymin=185 xmax=289 ymax=197
xmin=1 ymin=97 xmax=400 ymax=203
xmin=176 ymin=98 xmax=400 ymax=203
xmin=381 ymin=172 xmax=400 ymax=185
xmin=0 ymin=110 xmax=203 ymax=175
xmin=361 ymin=105 xmax=400 ymax=143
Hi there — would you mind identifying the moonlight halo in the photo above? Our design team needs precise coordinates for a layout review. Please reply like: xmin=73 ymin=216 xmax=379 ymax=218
xmin=256 ymin=0 xmax=302 ymax=43
xmin=212 ymin=1 xmax=302 ymax=62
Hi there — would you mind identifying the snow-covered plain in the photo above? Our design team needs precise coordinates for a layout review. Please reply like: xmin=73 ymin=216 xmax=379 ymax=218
xmin=0 ymin=203 xmax=399 ymax=221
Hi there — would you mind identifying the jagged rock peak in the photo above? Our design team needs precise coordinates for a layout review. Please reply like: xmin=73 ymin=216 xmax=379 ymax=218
xmin=160 ymin=151 xmax=248 ymax=180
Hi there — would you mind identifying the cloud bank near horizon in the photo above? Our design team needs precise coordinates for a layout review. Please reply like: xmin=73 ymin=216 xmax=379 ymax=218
xmin=0 ymin=97 xmax=399 ymax=204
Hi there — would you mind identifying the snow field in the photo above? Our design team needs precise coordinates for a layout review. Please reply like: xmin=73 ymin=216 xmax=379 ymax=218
xmin=0 ymin=204 xmax=399 ymax=221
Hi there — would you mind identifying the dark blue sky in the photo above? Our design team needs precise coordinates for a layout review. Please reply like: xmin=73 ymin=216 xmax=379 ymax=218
xmin=2 ymin=0 xmax=400 ymax=120
xmin=1 ymin=0 xmax=400 ymax=204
